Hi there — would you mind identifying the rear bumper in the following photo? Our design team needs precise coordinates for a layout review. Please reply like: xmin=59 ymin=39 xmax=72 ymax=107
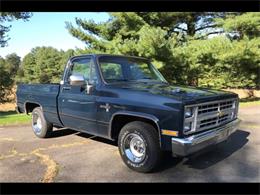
xmin=171 ymin=118 xmax=241 ymax=156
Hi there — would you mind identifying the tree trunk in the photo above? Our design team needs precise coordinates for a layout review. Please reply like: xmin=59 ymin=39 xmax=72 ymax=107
xmin=187 ymin=22 xmax=196 ymax=37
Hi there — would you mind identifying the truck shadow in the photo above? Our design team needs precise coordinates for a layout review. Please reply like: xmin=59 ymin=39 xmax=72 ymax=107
xmin=76 ymin=132 xmax=118 ymax=146
xmin=49 ymin=127 xmax=118 ymax=146
xmin=156 ymin=129 xmax=250 ymax=172
xmin=48 ymin=128 xmax=78 ymax=138
xmin=155 ymin=154 xmax=184 ymax=172
xmin=182 ymin=129 xmax=250 ymax=169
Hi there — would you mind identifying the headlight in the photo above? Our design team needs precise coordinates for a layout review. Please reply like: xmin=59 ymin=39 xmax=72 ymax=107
xmin=185 ymin=107 xmax=193 ymax=118
xmin=183 ymin=106 xmax=197 ymax=134
xmin=184 ymin=122 xmax=192 ymax=132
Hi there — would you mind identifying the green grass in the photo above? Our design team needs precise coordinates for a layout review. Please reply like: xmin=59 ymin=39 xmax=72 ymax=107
xmin=0 ymin=111 xmax=31 ymax=126
xmin=239 ymin=97 xmax=260 ymax=107
xmin=240 ymin=100 xmax=260 ymax=107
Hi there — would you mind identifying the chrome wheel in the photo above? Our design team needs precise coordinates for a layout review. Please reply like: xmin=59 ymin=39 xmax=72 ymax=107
xmin=32 ymin=112 xmax=42 ymax=135
xmin=123 ymin=133 xmax=146 ymax=163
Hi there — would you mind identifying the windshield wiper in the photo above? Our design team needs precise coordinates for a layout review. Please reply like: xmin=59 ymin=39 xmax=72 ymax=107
xmin=133 ymin=78 xmax=167 ymax=83
xmin=136 ymin=77 xmax=157 ymax=81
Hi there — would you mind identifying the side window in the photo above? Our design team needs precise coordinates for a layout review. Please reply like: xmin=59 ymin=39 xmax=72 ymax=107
xmin=100 ymin=62 xmax=123 ymax=81
xmin=70 ymin=58 xmax=91 ymax=80
xmin=68 ymin=58 xmax=98 ymax=84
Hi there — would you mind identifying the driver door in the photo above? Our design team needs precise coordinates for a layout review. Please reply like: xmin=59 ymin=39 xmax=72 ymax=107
xmin=58 ymin=57 xmax=98 ymax=133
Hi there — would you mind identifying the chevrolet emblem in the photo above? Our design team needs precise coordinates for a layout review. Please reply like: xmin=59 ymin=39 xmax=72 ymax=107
xmin=218 ymin=110 xmax=224 ymax=117
xmin=100 ymin=103 xmax=111 ymax=112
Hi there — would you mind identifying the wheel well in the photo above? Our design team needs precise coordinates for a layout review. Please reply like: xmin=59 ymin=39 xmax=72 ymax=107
xmin=25 ymin=102 xmax=41 ymax=114
xmin=110 ymin=115 xmax=159 ymax=140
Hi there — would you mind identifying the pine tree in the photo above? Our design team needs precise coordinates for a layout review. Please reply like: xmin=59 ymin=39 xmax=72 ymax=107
xmin=0 ymin=12 xmax=32 ymax=47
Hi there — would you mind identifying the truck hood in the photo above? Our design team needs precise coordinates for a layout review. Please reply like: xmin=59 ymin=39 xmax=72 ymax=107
xmin=110 ymin=82 xmax=237 ymax=103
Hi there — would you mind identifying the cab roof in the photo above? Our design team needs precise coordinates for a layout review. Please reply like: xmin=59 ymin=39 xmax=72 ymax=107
xmin=69 ymin=54 xmax=150 ymax=62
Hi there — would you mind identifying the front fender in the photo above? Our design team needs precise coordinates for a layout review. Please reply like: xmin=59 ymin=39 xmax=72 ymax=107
xmin=108 ymin=110 xmax=162 ymax=146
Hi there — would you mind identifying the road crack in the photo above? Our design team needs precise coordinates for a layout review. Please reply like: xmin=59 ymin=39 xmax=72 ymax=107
xmin=0 ymin=137 xmax=16 ymax=141
xmin=31 ymin=149 xmax=59 ymax=183
xmin=0 ymin=148 xmax=18 ymax=160
xmin=0 ymin=140 xmax=90 ymax=182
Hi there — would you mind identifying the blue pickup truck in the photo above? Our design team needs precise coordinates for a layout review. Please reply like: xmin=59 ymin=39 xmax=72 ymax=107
xmin=16 ymin=54 xmax=241 ymax=172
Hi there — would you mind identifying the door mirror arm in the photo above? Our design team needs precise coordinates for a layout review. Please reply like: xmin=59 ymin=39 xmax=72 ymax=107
xmin=85 ymin=82 xmax=93 ymax=94
xmin=82 ymin=80 xmax=94 ymax=94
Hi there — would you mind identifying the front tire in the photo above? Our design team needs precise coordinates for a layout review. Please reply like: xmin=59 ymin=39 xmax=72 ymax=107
xmin=118 ymin=121 xmax=162 ymax=173
xmin=31 ymin=107 xmax=53 ymax=138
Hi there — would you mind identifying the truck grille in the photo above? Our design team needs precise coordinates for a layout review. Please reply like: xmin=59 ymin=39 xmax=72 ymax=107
xmin=198 ymin=100 xmax=233 ymax=115
xmin=184 ymin=98 xmax=238 ymax=135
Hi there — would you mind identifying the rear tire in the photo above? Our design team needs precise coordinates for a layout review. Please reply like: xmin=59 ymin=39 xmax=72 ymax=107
xmin=31 ymin=107 xmax=53 ymax=138
xmin=118 ymin=121 xmax=162 ymax=173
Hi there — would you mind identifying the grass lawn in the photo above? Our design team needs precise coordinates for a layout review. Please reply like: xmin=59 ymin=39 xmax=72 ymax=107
xmin=239 ymin=98 xmax=260 ymax=107
xmin=0 ymin=111 xmax=31 ymax=126
xmin=240 ymin=101 xmax=260 ymax=107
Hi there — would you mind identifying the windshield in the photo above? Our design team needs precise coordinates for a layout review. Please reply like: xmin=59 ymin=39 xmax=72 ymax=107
xmin=98 ymin=56 xmax=167 ymax=83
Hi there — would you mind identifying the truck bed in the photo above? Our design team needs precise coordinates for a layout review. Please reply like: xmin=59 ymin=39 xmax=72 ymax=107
xmin=16 ymin=83 xmax=62 ymax=126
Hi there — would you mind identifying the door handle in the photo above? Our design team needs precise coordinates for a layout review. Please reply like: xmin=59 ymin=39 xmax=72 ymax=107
xmin=62 ymin=86 xmax=71 ymax=91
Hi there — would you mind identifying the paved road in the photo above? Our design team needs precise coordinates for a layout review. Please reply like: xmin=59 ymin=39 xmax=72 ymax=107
xmin=0 ymin=105 xmax=259 ymax=182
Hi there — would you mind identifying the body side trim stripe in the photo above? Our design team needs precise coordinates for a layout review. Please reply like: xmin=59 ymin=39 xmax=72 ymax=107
xmin=60 ymin=113 xmax=109 ymax=125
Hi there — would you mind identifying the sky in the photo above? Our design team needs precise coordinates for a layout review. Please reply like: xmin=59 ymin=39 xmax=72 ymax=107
xmin=0 ymin=12 xmax=110 ymax=58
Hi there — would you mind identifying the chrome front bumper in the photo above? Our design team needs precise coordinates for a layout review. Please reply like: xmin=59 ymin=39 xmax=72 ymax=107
xmin=171 ymin=118 xmax=241 ymax=156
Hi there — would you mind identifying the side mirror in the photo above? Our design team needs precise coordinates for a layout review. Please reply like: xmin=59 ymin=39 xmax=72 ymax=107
xmin=69 ymin=74 xmax=94 ymax=94
xmin=69 ymin=74 xmax=85 ymax=86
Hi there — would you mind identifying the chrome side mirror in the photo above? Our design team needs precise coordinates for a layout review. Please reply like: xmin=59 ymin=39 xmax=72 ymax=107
xmin=69 ymin=74 xmax=85 ymax=86
xmin=69 ymin=74 xmax=94 ymax=94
